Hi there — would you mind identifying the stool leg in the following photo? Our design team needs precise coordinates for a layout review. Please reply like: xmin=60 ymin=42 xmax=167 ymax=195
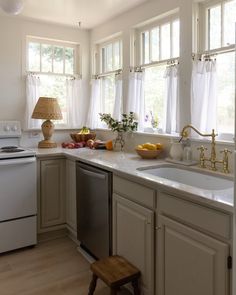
xmin=88 ymin=274 xmax=98 ymax=295
xmin=132 ymin=279 xmax=140 ymax=295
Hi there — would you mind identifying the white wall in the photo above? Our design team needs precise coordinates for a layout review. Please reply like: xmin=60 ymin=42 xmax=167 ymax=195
xmin=0 ymin=15 xmax=90 ymax=126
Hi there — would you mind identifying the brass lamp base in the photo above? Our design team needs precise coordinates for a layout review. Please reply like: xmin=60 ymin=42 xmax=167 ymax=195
xmin=38 ymin=119 xmax=57 ymax=149
xmin=38 ymin=140 xmax=57 ymax=148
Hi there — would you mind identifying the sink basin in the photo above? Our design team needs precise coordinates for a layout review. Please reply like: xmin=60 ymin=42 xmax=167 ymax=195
xmin=137 ymin=165 xmax=233 ymax=191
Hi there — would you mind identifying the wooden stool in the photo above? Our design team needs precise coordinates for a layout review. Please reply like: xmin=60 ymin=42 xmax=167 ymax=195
xmin=88 ymin=255 xmax=141 ymax=295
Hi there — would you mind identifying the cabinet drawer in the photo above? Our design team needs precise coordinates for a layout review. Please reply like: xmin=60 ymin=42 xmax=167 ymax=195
xmin=159 ymin=193 xmax=231 ymax=240
xmin=113 ymin=175 xmax=155 ymax=209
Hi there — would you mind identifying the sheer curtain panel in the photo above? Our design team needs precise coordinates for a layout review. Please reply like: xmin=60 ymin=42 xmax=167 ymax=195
xmin=66 ymin=77 xmax=85 ymax=128
xmin=25 ymin=74 xmax=41 ymax=129
xmin=87 ymin=79 xmax=102 ymax=129
xmin=127 ymin=71 xmax=145 ymax=131
xmin=163 ymin=64 xmax=179 ymax=134
xmin=113 ymin=73 xmax=123 ymax=120
xmin=191 ymin=60 xmax=217 ymax=133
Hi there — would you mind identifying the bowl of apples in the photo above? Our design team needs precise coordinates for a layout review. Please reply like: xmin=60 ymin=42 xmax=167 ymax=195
xmin=135 ymin=143 xmax=163 ymax=159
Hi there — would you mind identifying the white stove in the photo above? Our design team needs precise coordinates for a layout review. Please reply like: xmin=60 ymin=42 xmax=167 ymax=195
xmin=0 ymin=121 xmax=35 ymax=160
xmin=0 ymin=121 xmax=37 ymax=253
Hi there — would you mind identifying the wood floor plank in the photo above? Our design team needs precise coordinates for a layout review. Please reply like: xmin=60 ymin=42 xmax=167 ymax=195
xmin=0 ymin=237 xmax=130 ymax=295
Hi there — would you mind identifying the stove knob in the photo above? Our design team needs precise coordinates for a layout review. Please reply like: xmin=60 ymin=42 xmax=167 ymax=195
xmin=4 ymin=125 xmax=10 ymax=132
xmin=11 ymin=125 xmax=18 ymax=131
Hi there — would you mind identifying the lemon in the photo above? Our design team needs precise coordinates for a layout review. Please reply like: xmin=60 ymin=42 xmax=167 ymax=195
xmin=143 ymin=143 xmax=156 ymax=150
xmin=136 ymin=145 xmax=143 ymax=150
xmin=155 ymin=143 xmax=163 ymax=150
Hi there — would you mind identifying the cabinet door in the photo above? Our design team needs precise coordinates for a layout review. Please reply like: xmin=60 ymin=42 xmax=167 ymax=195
xmin=113 ymin=193 xmax=154 ymax=295
xmin=66 ymin=159 xmax=77 ymax=235
xmin=157 ymin=215 xmax=229 ymax=295
xmin=40 ymin=159 xmax=66 ymax=229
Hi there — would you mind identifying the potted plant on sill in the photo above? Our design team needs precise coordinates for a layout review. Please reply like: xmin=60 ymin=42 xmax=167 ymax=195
xmin=99 ymin=112 xmax=138 ymax=150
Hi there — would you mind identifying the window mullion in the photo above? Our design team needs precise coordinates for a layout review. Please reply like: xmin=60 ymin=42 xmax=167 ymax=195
xmin=221 ymin=2 xmax=224 ymax=47
xmin=40 ymin=43 xmax=42 ymax=72
xmin=170 ymin=21 xmax=173 ymax=58
xmin=149 ymin=29 xmax=152 ymax=63
xmin=52 ymin=45 xmax=55 ymax=73
xmin=63 ymin=47 xmax=65 ymax=75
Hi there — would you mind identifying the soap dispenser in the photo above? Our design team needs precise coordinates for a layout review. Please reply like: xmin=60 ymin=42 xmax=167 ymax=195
xmin=183 ymin=139 xmax=192 ymax=162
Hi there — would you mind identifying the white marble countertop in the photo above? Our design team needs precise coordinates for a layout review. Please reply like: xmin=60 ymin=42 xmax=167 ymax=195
xmin=32 ymin=147 xmax=234 ymax=213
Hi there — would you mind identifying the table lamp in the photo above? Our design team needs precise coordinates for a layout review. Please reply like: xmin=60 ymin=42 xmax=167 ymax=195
xmin=32 ymin=97 xmax=63 ymax=148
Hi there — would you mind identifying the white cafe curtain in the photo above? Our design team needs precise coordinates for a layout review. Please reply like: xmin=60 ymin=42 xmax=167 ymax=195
xmin=86 ymin=78 xmax=102 ymax=129
xmin=163 ymin=64 xmax=179 ymax=134
xmin=112 ymin=72 xmax=123 ymax=121
xmin=66 ymin=77 xmax=86 ymax=128
xmin=127 ymin=71 xmax=145 ymax=131
xmin=191 ymin=60 xmax=217 ymax=133
xmin=25 ymin=73 xmax=41 ymax=129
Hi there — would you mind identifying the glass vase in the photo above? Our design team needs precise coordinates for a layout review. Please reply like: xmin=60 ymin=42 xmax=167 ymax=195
xmin=114 ymin=131 xmax=125 ymax=151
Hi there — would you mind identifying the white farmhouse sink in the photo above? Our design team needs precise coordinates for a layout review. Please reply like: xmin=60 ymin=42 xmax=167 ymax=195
xmin=137 ymin=165 xmax=233 ymax=191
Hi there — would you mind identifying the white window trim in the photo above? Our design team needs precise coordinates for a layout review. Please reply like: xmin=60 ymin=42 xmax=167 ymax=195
xmin=26 ymin=36 xmax=80 ymax=76
xmin=136 ymin=12 xmax=179 ymax=67
xmin=199 ymin=0 xmax=236 ymax=53
xmin=198 ymin=0 xmax=235 ymax=141
xmin=98 ymin=37 xmax=123 ymax=75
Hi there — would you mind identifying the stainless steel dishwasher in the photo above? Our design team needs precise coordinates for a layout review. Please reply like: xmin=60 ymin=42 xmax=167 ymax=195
xmin=76 ymin=161 xmax=112 ymax=259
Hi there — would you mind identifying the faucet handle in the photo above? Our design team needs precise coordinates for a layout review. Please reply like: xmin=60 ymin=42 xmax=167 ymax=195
xmin=220 ymin=149 xmax=232 ymax=174
xmin=197 ymin=146 xmax=207 ymax=152
xmin=220 ymin=148 xmax=232 ymax=155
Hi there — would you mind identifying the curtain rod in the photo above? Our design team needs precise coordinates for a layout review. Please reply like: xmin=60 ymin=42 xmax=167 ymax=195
xmin=193 ymin=45 xmax=235 ymax=60
xmin=137 ymin=58 xmax=179 ymax=71
xmin=93 ymin=69 xmax=122 ymax=79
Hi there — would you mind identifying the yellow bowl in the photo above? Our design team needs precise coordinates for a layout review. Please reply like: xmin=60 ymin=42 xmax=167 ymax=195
xmin=70 ymin=132 xmax=96 ymax=143
xmin=135 ymin=148 xmax=162 ymax=159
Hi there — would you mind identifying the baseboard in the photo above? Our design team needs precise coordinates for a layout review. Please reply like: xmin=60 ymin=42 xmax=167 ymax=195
xmin=37 ymin=228 xmax=68 ymax=243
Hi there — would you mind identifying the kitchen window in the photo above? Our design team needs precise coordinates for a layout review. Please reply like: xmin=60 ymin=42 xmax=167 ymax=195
xmin=99 ymin=39 xmax=122 ymax=115
xmin=134 ymin=15 xmax=180 ymax=133
xmin=26 ymin=36 xmax=81 ymax=129
xmin=199 ymin=0 xmax=236 ymax=138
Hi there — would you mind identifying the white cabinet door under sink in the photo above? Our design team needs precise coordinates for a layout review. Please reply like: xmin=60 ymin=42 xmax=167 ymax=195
xmin=157 ymin=215 xmax=229 ymax=295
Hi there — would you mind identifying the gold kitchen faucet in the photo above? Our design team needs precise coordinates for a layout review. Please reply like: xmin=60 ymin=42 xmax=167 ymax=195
xmin=180 ymin=125 xmax=232 ymax=173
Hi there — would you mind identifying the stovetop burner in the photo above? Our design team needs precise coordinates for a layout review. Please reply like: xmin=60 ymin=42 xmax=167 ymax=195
xmin=0 ymin=146 xmax=25 ymax=153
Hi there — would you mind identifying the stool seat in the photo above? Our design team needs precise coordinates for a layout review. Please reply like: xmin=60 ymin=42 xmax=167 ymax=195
xmin=88 ymin=255 xmax=141 ymax=295
xmin=91 ymin=255 xmax=140 ymax=287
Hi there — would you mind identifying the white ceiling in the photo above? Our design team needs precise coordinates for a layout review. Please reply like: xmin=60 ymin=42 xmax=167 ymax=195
xmin=8 ymin=0 xmax=149 ymax=29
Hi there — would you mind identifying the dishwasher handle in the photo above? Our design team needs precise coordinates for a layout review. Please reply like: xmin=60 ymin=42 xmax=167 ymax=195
xmin=79 ymin=167 xmax=107 ymax=180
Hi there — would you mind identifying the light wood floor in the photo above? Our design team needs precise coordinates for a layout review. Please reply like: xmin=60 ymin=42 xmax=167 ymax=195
xmin=0 ymin=236 xmax=130 ymax=295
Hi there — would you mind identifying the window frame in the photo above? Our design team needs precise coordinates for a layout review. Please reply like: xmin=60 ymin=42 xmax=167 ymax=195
xmin=26 ymin=36 xmax=80 ymax=77
xmin=200 ymin=0 xmax=236 ymax=52
xmin=98 ymin=37 xmax=123 ymax=75
xmin=136 ymin=13 xmax=180 ymax=67
xmin=198 ymin=0 xmax=236 ymax=140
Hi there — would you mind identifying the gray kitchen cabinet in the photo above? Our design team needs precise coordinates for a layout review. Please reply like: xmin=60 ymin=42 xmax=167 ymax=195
xmin=156 ymin=214 xmax=230 ymax=295
xmin=113 ymin=193 xmax=154 ymax=295
xmin=39 ymin=158 xmax=66 ymax=231
xmin=66 ymin=159 xmax=77 ymax=237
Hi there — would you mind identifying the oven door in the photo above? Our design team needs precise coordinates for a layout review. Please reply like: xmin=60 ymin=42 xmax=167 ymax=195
xmin=0 ymin=157 xmax=37 ymax=221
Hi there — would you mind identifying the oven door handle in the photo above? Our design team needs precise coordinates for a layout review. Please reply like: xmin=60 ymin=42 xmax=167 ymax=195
xmin=0 ymin=157 xmax=36 ymax=166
